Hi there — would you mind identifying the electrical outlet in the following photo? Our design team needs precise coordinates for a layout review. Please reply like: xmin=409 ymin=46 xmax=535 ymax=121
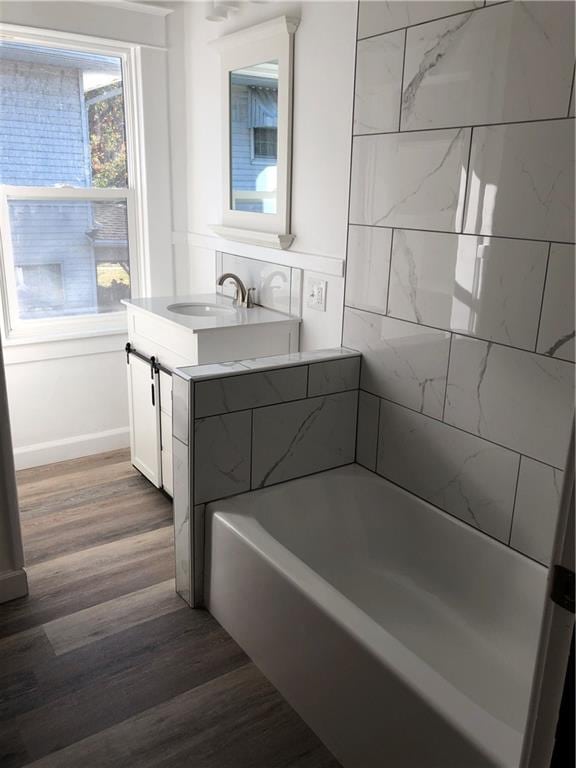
xmin=306 ymin=278 xmax=327 ymax=312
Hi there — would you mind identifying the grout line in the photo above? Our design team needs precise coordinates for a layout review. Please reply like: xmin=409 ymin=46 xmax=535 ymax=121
xmin=345 ymin=303 xmax=574 ymax=364
xmin=398 ymin=28 xmax=407 ymax=132
xmin=373 ymin=395 xmax=382 ymax=473
xmin=507 ymin=455 xmax=523 ymax=546
xmin=195 ymin=388 xmax=359 ymax=422
xmin=356 ymin=1 xmax=487 ymax=42
xmin=567 ymin=66 xmax=575 ymax=118
xmin=346 ymin=221 xmax=576 ymax=247
xmin=442 ymin=333 xmax=454 ymax=421
xmin=460 ymin=126 xmax=474 ymax=232
xmin=352 ymin=113 xmax=574 ymax=139
xmin=249 ymin=408 xmax=254 ymax=490
xmin=341 ymin=0 xmax=361 ymax=348
xmin=534 ymin=242 xmax=552 ymax=353
xmin=385 ymin=228 xmax=395 ymax=314
xmin=364 ymin=389 xmax=567 ymax=471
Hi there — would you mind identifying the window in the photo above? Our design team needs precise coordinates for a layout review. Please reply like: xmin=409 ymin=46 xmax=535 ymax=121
xmin=0 ymin=35 xmax=139 ymax=340
xmin=252 ymin=127 xmax=277 ymax=161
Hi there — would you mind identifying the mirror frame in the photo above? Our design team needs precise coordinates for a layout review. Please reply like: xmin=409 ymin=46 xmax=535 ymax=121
xmin=211 ymin=16 xmax=298 ymax=250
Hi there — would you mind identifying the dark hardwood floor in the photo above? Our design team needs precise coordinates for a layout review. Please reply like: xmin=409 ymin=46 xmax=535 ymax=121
xmin=0 ymin=449 xmax=340 ymax=768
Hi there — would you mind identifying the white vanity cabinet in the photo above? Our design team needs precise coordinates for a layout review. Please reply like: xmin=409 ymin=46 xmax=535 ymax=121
xmin=123 ymin=295 xmax=300 ymax=496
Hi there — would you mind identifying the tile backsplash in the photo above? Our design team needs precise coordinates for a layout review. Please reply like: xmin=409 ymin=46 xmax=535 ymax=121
xmin=344 ymin=0 xmax=575 ymax=567
xmin=215 ymin=252 xmax=302 ymax=317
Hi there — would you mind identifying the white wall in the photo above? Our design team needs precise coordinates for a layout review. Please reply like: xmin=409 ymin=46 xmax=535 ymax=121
xmin=0 ymin=1 xmax=173 ymax=468
xmin=167 ymin=0 xmax=357 ymax=350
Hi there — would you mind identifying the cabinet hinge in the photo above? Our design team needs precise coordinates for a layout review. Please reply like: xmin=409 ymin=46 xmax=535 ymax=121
xmin=551 ymin=565 xmax=575 ymax=613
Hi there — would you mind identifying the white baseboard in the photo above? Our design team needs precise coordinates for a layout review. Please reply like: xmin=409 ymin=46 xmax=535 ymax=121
xmin=0 ymin=568 xmax=28 ymax=603
xmin=13 ymin=427 xmax=130 ymax=470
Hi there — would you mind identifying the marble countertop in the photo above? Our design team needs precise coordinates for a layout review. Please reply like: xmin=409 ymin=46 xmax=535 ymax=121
xmin=122 ymin=294 xmax=300 ymax=333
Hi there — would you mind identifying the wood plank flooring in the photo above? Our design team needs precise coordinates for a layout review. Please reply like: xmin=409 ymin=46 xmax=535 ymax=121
xmin=0 ymin=449 xmax=340 ymax=768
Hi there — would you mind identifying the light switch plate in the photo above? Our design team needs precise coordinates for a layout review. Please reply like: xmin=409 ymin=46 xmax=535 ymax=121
xmin=306 ymin=278 xmax=327 ymax=312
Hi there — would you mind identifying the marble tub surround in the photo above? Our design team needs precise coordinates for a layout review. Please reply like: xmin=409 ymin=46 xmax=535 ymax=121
xmin=215 ymin=252 xmax=302 ymax=317
xmin=251 ymin=391 xmax=358 ymax=489
xmin=343 ymin=308 xmax=450 ymax=419
xmin=344 ymin=225 xmax=391 ymax=314
xmin=510 ymin=458 xmax=565 ymax=566
xmin=377 ymin=399 xmax=519 ymax=542
xmin=345 ymin=0 xmax=575 ymax=565
xmin=401 ymin=2 xmax=574 ymax=131
xmin=172 ymin=348 xmax=361 ymax=605
xmin=536 ymin=243 xmax=575 ymax=363
xmin=349 ymin=128 xmax=471 ymax=231
xmin=195 ymin=411 xmax=252 ymax=502
xmin=444 ymin=337 xmax=574 ymax=469
xmin=463 ymin=119 xmax=575 ymax=242
xmin=354 ymin=30 xmax=404 ymax=134
xmin=357 ymin=1 xmax=483 ymax=39
xmin=195 ymin=365 xmax=308 ymax=418
xmin=388 ymin=230 xmax=549 ymax=350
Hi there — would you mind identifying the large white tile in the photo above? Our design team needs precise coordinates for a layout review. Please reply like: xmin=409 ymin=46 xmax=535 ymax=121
xmin=401 ymin=2 xmax=575 ymax=130
xmin=343 ymin=308 xmax=450 ymax=418
xmin=377 ymin=399 xmax=519 ymax=541
xmin=388 ymin=229 xmax=548 ymax=349
xmin=195 ymin=366 xmax=307 ymax=417
xmin=251 ymin=392 xmax=357 ymax=488
xmin=350 ymin=129 xmax=471 ymax=232
xmin=464 ymin=120 xmax=575 ymax=242
xmin=357 ymin=1 xmax=481 ymax=39
xmin=194 ymin=411 xmax=251 ymax=503
xmin=354 ymin=30 xmax=404 ymax=134
xmin=308 ymin=357 xmax=360 ymax=396
xmin=536 ymin=243 xmax=575 ymax=362
xmin=510 ymin=457 xmax=564 ymax=565
xmin=445 ymin=336 xmax=575 ymax=468
xmin=345 ymin=225 xmax=392 ymax=314
xmin=356 ymin=390 xmax=380 ymax=471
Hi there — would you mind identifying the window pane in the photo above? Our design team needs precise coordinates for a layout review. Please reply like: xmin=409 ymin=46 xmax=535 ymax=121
xmin=8 ymin=199 xmax=130 ymax=319
xmin=0 ymin=42 xmax=127 ymax=188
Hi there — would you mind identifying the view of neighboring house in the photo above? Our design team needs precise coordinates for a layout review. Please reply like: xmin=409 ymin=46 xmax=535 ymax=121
xmin=0 ymin=43 xmax=130 ymax=320
xmin=230 ymin=63 xmax=278 ymax=214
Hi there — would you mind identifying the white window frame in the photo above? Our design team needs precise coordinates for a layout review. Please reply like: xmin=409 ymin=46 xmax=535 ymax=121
xmin=0 ymin=27 xmax=147 ymax=344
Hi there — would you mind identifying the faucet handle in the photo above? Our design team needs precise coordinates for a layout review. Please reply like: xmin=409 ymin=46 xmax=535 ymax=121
xmin=246 ymin=288 xmax=256 ymax=309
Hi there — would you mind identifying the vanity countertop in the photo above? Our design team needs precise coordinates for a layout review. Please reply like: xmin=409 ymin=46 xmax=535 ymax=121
xmin=123 ymin=294 xmax=300 ymax=333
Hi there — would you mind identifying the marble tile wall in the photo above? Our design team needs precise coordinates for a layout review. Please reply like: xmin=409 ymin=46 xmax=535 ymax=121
xmin=172 ymin=349 xmax=360 ymax=604
xmin=344 ymin=0 xmax=575 ymax=564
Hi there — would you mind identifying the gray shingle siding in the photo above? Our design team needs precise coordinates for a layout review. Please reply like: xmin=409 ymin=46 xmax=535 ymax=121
xmin=0 ymin=60 xmax=89 ymax=186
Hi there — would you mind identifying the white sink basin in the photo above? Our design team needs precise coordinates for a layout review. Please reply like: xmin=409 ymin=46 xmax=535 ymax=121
xmin=167 ymin=302 xmax=237 ymax=317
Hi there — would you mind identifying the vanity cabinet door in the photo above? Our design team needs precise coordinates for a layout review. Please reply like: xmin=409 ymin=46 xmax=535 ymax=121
xmin=127 ymin=355 xmax=162 ymax=488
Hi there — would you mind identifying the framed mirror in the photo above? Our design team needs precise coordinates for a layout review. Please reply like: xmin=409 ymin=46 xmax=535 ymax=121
xmin=211 ymin=17 xmax=298 ymax=249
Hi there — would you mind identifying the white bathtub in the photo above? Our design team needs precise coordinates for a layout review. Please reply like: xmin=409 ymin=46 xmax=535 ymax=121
xmin=205 ymin=464 xmax=547 ymax=768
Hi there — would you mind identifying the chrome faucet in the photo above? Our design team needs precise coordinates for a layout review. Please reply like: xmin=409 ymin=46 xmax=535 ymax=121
xmin=217 ymin=273 xmax=255 ymax=308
